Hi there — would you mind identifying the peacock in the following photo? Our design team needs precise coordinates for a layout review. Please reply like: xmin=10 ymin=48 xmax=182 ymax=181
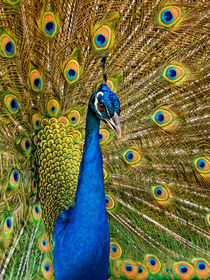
xmin=0 ymin=0 xmax=209 ymax=279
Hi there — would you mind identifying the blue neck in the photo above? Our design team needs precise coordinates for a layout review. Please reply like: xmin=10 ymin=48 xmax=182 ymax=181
xmin=53 ymin=103 xmax=110 ymax=280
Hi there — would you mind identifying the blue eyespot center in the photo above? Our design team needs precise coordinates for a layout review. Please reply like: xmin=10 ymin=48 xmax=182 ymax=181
xmin=25 ymin=140 xmax=30 ymax=150
xmin=33 ymin=180 xmax=37 ymax=187
xmin=99 ymin=133 xmax=103 ymax=141
xmin=149 ymin=258 xmax=156 ymax=266
xmin=71 ymin=116 xmax=76 ymax=123
xmin=42 ymin=239 xmax=47 ymax=246
xmin=155 ymin=187 xmax=162 ymax=196
xmin=179 ymin=265 xmax=188 ymax=273
xmin=36 ymin=120 xmax=41 ymax=127
xmin=125 ymin=264 xmax=133 ymax=272
xmin=166 ymin=68 xmax=177 ymax=79
xmin=162 ymin=10 xmax=173 ymax=23
xmin=5 ymin=41 xmax=14 ymax=54
xmin=197 ymin=261 xmax=206 ymax=270
xmin=51 ymin=106 xmax=56 ymax=113
xmin=13 ymin=171 xmax=19 ymax=182
xmin=138 ymin=266 xmax=143 ymax=273
xmin=197 ymin=159 xmax=205 ymax=170
xmin=95 ymin=34 xmax=107 ymax=47
xmin=33 ymin=78 xmax=41 ymax=88
xmin=105 ymin=197 xmax=109 ymax=204
xmin=67 ymin=69 xmax=77 ymax=80
xmin=6 ymin=218 xmax=12 ymax=228
xmin=45 ymin=21 xmax=55 ymax=34
xmin=10 ymin=98 xmax=18 ymax=110
xmin=35 ymin=206 xmax=40 ymax=214
xmin=155 ymin=112 xmax=164 ymax=124
xmin=44 ymin=263 xmax=50 ymax=272
xmin=126 ymin=152 xmax=134 ymax=161
xmin=111 ymin=245 xmax=117 ymax=253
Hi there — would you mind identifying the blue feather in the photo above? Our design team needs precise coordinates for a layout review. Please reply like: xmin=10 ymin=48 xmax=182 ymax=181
xmin=53 ymin=85 xmax=120 ymax=279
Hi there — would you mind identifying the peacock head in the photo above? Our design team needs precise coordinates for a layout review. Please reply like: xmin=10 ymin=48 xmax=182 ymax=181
xmin=90 ymin=83 xmax=121 ymax=138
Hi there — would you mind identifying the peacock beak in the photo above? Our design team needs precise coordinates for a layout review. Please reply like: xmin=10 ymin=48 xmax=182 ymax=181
xmin=104 ymin=112 xmax=121 ymax=139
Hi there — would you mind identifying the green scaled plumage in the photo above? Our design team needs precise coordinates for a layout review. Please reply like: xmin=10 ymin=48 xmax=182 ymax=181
xmin=0 ymin=0 xmax=209 ymax=280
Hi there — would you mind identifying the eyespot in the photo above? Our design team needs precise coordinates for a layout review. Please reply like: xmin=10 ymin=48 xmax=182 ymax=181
xmin=41 ymin=260 xmax=54 ymax=278
xmin=30 ymin=70 xmax=43 ymax=92
xmin=136 ymin=264 xmax=148 ymax=280
xmin=4 ymin=94 xmax=20 ymax=114
xmin=122 ymin=149 xmax=141 ymax=165
xmin=42 ymin=12 xmax=57 ymax=37
xmin=93 ymin=26 xmax=111 ymax=51
xmin=159 ymin=6 xmax=182 ymax=27
xmin=193 ymin=259 xmax=209 ymax=278
xmin=47 ymin=99 xmax=60 ymax=117
xmin=32 ymin=203 xmax=42 ymax=220
xmin=31 ymin=179 xmax=37 ymax=193
xmin=105 ymin=194 xmax=115 ymax=210
xmin=194 ymin=157 xmax=209 ymax=173
xmin=32 ymin=113 xmax=42 ymax=130
xmin=152 ymin=108 xmax=173 ymax=127
xmin=0 ymin=34 xmax=16 ymax=57
xmin=174 ymin=262 xmax=194 ymax=280
xmin=146 ymin=255 xmax=161 ymax=273
xmin=8 ymin=169 xmax=21 ymax=189
xmin=68 ymin=110 xmax=81 ymax=126
xmin=110 ymin=242 xmax=122 ymax=259
xmin=99 ymin=129 xmax=110 ymax=144
xmin=39 ymin=236 xmax=51 ymax=252
xmin=119 ymin=260 xmax=138 ymax=278
xmin=163 ymin=65 xmax=185 ymax=83
xmin=20 ymin=137 xmax=32 ymax=154
xmin=2 ymin=215 xmax=13 ymax=234
xmin=64 ymin=59 xmax=80 ymax=84
xmin=152 ymin=186 xmax=169 ymax=201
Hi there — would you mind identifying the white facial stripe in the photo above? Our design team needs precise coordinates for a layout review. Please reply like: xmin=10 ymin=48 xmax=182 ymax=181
xmin=94 ymin=91 xmax=104 ymax=116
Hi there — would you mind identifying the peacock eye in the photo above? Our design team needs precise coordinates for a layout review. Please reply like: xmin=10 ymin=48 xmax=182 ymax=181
xmin=2 ymin=215 xmax=14 ymax=236
xmin=152 ymin=186 xmax=169 ymax=201
xmin=98 ymin=103 xmax=105 ymax=112
xmin=193 ymin=259 xmax=209 ymax=278
xmin=39 ymin=236 xmax=51 ymax=252
xmin=68 ymin=110 xmax=81 ymax=126
xmin=30 ymin=70 xmax=43 ymax=92
xmin=64 ymin=59 xmax=80 ymax=84
xmin=110 ymin=242 xmax=122 ymax=259
xmin=47 ymin=99 xmax=60 ymax=117
xmin=32 ymin=203 xmax=42 ymax=220
xmin=119 ymin=260 xmax=138 ymax=278
xmin=0 ymin=34 xmax=16 ymax=58
xmin=4 ymin=94 xmax=20 ymax=114
xmin=8 ymin=169 xmax=21 ymax=189
xmin=163 ymin=64 xmax=185 ymax=83
xmin=41 ymin=260 xmax=54 ymax=278
xmin=174 ymin=262 xmax=194 ymax=279
xmin=159 ymin=6 xmax=182 ymax=27
xmin=42 ymin=13 xmax=57 ymax=38
xmin=146 ymin=255 xmax=161 ymax=273
xmin=93 ymin=26 xmax=111 ymax=51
